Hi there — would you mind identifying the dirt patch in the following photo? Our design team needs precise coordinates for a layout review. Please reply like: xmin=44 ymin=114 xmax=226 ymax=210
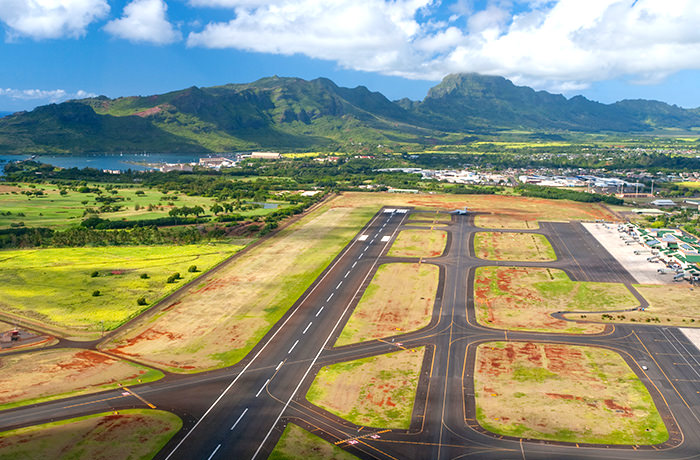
xmin=307 ymin=348 xmax=425 ymax=429
xmin=474 ymin=267 xmax=637 ymax=334
xmin=473 ymin=341 xmax=668 ymax=445
xmin=0 ymin=348 xmax=162 ymax=410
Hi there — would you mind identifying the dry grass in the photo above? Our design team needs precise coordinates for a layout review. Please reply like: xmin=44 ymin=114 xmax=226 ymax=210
xmin=269 ymin=424 xmax=358 ymax=460
xmin=102 ymin=201 xmax=377 ymax=372
xmin=306 ymin=348 xmax=425 ymax=429
xmin=474 ymin=232 xmax=556 ymax=262
xmin=407 ymin=211 xmax=452 ymax=222
xmin=573 ymin=284 xmax=700 ymax=328
xmin=388 ymin=229 xmax=446 ymax=258
xmin=0 ymin=409 xmax=181 ymax=460
xmin=474 ymin=267 xmax=638 ymax=334
xmin=475 ymin=214 xmax=540 ymax=229
xmin=474 ymin=341 xmax=668 ymax=445
xmin=336 ymin=263 xmax=438 ymax=346
xmin=0 ymin=348 xmax=163 ymax=410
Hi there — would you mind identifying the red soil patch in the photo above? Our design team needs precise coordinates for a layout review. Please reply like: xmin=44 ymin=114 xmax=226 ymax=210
xmin=134 ymin=106 xmax=163 ymax=117
xmin=55 ymin=351 xmax=117 ymax=371
xmin=604 ymin=399 xmax=633 ymax=417
xmin=546 ymin=393 xmax=583 ymax=402
xmin=109 ymin=328 xmax=183 ymax=356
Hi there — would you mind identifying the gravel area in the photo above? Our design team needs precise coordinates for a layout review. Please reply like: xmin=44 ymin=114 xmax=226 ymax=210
xmin=581 ymin=222 xmax=669 ymax=285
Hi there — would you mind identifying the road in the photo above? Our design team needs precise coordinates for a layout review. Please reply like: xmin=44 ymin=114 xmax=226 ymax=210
xmin=1 ymin=208 xmax=699 ymax=460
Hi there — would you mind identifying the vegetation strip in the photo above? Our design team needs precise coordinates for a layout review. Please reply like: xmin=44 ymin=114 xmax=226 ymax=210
xmin=474 ymin=232 xmax=556 ymax=261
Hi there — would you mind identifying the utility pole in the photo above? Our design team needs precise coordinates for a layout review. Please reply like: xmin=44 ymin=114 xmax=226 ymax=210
xmin=651 ymin=179 xmax=654 ymax=196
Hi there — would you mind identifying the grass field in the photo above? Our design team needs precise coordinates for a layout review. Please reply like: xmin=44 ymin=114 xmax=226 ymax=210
xmin=571 ymin=284 xmax=700 ymax=328
xmin=0 ymin=183 xmax=286 ymax=229
xmin=335 ymin=263 xmax=438 ymax=346
xmin=474 ymin=232 xmax=556 ymax=261
xmin=0 ymin=348 xmax=163 ymax=411
xmin=0 ymin=409 xmax=181 ymax=460
xmin=0 ymin=244 xmax=241 ymax=339
xmin=407 ymin=211 xmax=452 ymax=222
xmin=677 ymin=181 xmax=700 ymax=190
xmin=388 ymin=229 xmax=446 ymax=258
xmin=474 ymin=267 xmax=638 ymax=333
xmin=474 ymin=214 xmax=540 ymax=229
xmin=306 ymin=348 xmax=425 ymax=429
xmin=474 ymin=342 xmax=668 ymax=445
xmin=103 ymin=200 xmax=379 ymax=372
xmin=269 ymin=424 xmax=358 ymax=460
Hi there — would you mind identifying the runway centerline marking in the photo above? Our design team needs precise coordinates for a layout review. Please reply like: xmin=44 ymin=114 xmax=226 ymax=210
xmin=344 ymin=271 xmax=350 ymax=278
xmin=336 ymin=281 xmax=343 ymax=289
xmin=275 ymin=361 xmax=284 ymax=371
xmin=255 ymin=379 xmax=270 ymax=398
xmin=316 ymin=306 xmax=324 ymax=317
xmin=288 ymin=340 xmax=299 ymax=354
xmin=303 ymin=322 xmax=313 ymax=334
xmin=352 ymin=262 xmax=357 ymax=268
xmin=327 ymin=293 xmax=334 ymax=302
xmin=251 ymin=208 xmax=408 ymax=460
xmin=230 ymin=408 xmax=248 ymax=431
xmin=162 ymin=208 xmax=389 ymax=460
xmin=207 ymin=444 xmax=221 ymax=460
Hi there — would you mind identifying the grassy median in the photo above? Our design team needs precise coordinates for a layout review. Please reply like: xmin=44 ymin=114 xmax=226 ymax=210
xmin=269 ymin=424 xmax=358 ymax=460
xmin=474 ymin=341 xmax=668 ymax=445
xmin=474 ymin=232 xmax=556 ymax=261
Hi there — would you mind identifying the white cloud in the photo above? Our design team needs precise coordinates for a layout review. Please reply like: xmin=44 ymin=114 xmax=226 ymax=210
xmin=0 ymin=88 xmax=97 ymax=102
xmin=0 ymin=0 xmax=109 ymax=39
xmin=185 ymin=0 xmax=700 ymax=92
xmin=105 ymin=0 xmax=181 ymax=45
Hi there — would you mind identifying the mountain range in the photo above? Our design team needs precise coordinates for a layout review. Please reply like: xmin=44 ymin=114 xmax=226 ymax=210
xmin=1 ymin=73 xmax=699 ymax=154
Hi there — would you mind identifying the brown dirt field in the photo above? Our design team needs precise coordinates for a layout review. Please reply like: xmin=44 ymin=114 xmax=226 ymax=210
xmin=473 ymin=232 xmax=556 ymax=262
xmin=335 ymin=193 xmax=616 ymax=223
xmin=0 ymin=349 xmax=162 ymax=410
xmin=473 ymin=267 xmax=638 ymax=334
xmin=0 ymin=186 xmax=22 ymax=193
xmin=473 ymin=341 xmax=668 ymax=445
xmin=102 ymin=201 xmax=378 ymax=372
xmin=306 ymin=348 xmax=425 ymax=429
xmin=335 ymin=263 xmax=438 ymax=346
xmin=0 ymin=409 xmax=181 ymax=460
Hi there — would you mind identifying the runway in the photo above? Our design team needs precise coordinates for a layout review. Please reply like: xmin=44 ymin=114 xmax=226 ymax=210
xmin=1 ymin=208 xmax=699 ymax=460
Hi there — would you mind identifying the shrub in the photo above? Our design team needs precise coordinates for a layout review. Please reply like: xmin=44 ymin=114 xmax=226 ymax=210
xmin=91 ymin=270 xmax=99 ymax=277
xmin=188 ymin=265 xmax=197 ymax=273
xmin=92 ymin=290 xmax=100 ymax=297
xmin=137 ymin=297 xmax=147 ymax=305
xmin=167 ymin=272 xmax=181 ymax=283
xmin=140 ymin=273 xmax=149 ymax=279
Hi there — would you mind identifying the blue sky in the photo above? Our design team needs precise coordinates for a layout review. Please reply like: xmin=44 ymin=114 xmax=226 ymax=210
xmin=1 ymin=0 xmax=700 ymax=112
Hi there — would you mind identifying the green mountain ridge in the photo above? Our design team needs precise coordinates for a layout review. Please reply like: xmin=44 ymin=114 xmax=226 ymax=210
xmin=1 ymin=73 xmax=699 ymax=154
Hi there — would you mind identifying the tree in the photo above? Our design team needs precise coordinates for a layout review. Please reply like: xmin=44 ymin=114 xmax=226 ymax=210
xmin=210 ymin=204 xmax=223 ymax=215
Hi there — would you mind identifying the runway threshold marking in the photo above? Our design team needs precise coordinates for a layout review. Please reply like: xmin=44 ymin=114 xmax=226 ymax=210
xmin=255 ymin=379 xmax=270 ymax=398
xmin=230 ymin=408 xmax=248 ymax=431
xmin=303 ymin=322 xmax=313 ymax=334
xmin=122 ymin=386 xmax=156 ymax=409
xmin=206 ymin=444 xmax=221 ymax=460
xmin=288 ymin=340 xmax=299 ymax=354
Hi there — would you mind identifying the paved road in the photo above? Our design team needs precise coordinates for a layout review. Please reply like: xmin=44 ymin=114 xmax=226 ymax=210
xmin=1 ymin=209 xmax=699 ymax=460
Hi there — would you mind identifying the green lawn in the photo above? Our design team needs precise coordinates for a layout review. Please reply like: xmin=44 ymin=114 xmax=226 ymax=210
xmin=0 ymin=183 xmax=288 ymax=229
xmin=269 ymin=424 xmax=358 ymax=460
xmin=0 ymin=243 xmax=241 ymax=339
